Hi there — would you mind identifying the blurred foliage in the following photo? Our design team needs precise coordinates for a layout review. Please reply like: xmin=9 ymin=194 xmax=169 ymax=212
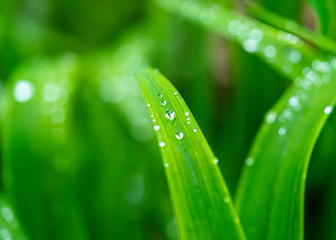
xmin=0 ymin=0 xmax=335 ymax=239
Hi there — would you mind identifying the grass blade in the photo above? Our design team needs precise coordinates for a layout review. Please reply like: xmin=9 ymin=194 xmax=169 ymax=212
xmin=235 ymin=58 xmax=336 ymax=239
xmin=155 ymin=0 xmax=320 ymax=81
xmin=247 ymin=2 xmax=336 ymax=54
xmin=135 ymin=68 xmax=246 ymax=240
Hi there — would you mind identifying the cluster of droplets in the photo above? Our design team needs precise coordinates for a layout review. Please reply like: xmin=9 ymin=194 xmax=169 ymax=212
xmin=263 ymin=55 xmax=336 ymax=137
xmin=170 ymin=0 xmax=311 ymax=78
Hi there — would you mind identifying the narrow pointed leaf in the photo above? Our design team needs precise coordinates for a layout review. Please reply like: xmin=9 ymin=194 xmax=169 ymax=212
xmin=135 ymin=68 xmax=246 ymax=240
xmin=235 ymin=56 xmax=336 ymax=239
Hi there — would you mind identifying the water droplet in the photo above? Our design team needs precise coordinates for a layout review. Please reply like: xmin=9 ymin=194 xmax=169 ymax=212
xmin=288 ymin=50 xmax=302 ymax=64
xmin=154 ymin=125 xmax=160 ymax=131
xmin=289 ymin=96 xmax=299 ymax=107
xmin=164 ymin=162 xmax=169 ymax=168
xmin=250 ymin=29 xmax=263 ymax=42
xmin=13 ymin=80 xmax=35 ymax=103
xmin=199 ymin=9 xmax=216 ymax=25
xmin=153 ymin=119 xmax=156 ymax=123
xmin=264 ymin=45 xmax=277 ymax=58
xmin=187 ymin=121 xmax=191 ymax=124
xmin=213 ymin=157 xmax=219 ymax=164
xmin=265 ymin=111 xmax=277 ymax=124
xmin=1 ymin=207 xmax=14 ymax=223
xmin=150 ymin=114 xmax=154 ymax=118
xmin=278 ymin=127 xmax=287 ymax=136
xmin=185 ymin=112 xmax=190 ymax=116
xmin=165 ymin=109 xmax=176 ymax=120
xmin=159 ymin=141 xmax=166 ymax=147
xmin=174 ymin=92 xmax=178 ymax=95
xmin=243 ymin=39 xmax=258 ymax=53
xmin=158 ymin=93 xmax=163 ymax=98
xmin=175 ymin=132 xmax=184 ymax=140
xmin=245 ymin=158 xmax=254 ymax=166
xmin=193 ymin=129 xmax=197 ymax=132
xmin=162 ymin=100 xmax=167 ymax=106
xmin=324 ymin=105 xmax=333 ymax=115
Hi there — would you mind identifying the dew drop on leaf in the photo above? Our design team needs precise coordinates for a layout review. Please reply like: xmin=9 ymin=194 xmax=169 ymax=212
xmin=165 ymin=109 xmax=176 ymax=120
xmin=278 ymin=127 xmax=287 ymax=136
xmin=154 ymin=125 xmax=160 ymax=131
xmin=324 ymin=105 xmax=333 ymax=115
xmin=245 ymin=158 xmax=254 ymax=166
xmin=175 ymin=132 xmax=184 ymax=140
xmin=159 ymin=141 xmax=166 ymax=147
xmin=162 ymin=100 xmax=167 ymax=106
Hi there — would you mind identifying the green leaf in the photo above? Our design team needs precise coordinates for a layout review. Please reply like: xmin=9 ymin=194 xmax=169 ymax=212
xmin=247 ymin=2 xmax=336 ymax=54
xmin=155 ymin=0 xmax=321 ymax=81
xmin=135 ymin=68 xmax=246 ymax=240
xmin=309 ymin=0 xmax=336 ymax=40
xmin=0 ymin=193 xmax=28 ymax=239
xmin=235 ymin=58 xmax=336 ymax=239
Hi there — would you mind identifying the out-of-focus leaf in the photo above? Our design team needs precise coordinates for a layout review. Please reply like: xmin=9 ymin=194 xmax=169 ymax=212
xmin=247 ymin=2 xmax=336 ymax=54
xmin=2 ymin=54 xmax=88 ymax=240
xmin=135 ymin=68 xmax=246 ymax=240
xmin=0 ymin=193 xmax=27 ymax=239
xmin=235 ymin=56 xmax=336 ymax=239
xmin=155 ymin=0 xmax=320 ymax=81
xmin=309 ymin=0 xmax=336 ymax=40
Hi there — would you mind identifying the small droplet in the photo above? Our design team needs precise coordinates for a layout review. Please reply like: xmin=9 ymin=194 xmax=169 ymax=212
xmin=162 ymin=100 xmax=167 ymax=106
xmin=265 ymin=111 xmax=277 ymax=124
xmin=154 ymin=125 xmax=160 ymax=131
xmin=213 ymin=157 xmax=219 ymax=164
xmin=185 ymin=112 xmax=190 ymax=116
xmin=288 ymin=50 xmax=302 ymax=64
xmin=164 ymin=162 xmax=169 ymax=168
xmin=264 ymin=45 xmax=277 ymax=58
xmin=165 ymin=109 xmax=176 ymax=121
xmin=324 ymin=106 xmax=333 ymax=115
xmin=150 ymin=114 xmax=154 ymax=118
xmin=243 ymin=39 xmax=258 ymax=53
xmin=278 ymin=127 xmax=287 ymax=136
xmin=187 ymin=121 xmax=191 ymax=124
xmin=193 ymin=129 xmax=197 ymax=132
xmin=245 ymin=158 xmax=254 ymax=166
xmin=174 ymin=92 xmax=178 ymax=95
xmin=147 ymin=104 xmax=150 ymax=107
xmin=13 ymin=80 xmax=35 ymax=103
xmin=153 ymin=119 xmax=156 ymax=123
xmin=175 ymin=132 xmax=184 ymax=140
xmin=289 ymin=96 xmax=299 ymax=107
xmin=158 ymin=93 xmax=163 ymax=98
xmin=159 ymin=141 xmax=166 ymax=147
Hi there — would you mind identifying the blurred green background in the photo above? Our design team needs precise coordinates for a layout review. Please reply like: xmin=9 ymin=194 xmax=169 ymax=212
xmin=0 ymin=0 xmax=335 ymax=239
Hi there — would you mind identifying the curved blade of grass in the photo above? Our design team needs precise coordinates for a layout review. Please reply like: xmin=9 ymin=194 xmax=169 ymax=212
xmin=135 ymin=68 xmax=246 ymax=240
xmin=235 ymin=57 xmax=336 ymax=239
xmin=247 ymin=2 xmax=336 ymax=54
xmin=155 ymin=0 xmax=321 ymax=81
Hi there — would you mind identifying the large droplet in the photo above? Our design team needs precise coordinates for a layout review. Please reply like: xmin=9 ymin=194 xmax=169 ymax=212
xmin=175 ymin=132 xmax=184 ymax=140
xmin=165 ymin=109 xmax=176 ymax=121
xmin=324 ymin=105 xmax=333 ymax=115
xmin=13 ymin=80 xmax=35 ymax=103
